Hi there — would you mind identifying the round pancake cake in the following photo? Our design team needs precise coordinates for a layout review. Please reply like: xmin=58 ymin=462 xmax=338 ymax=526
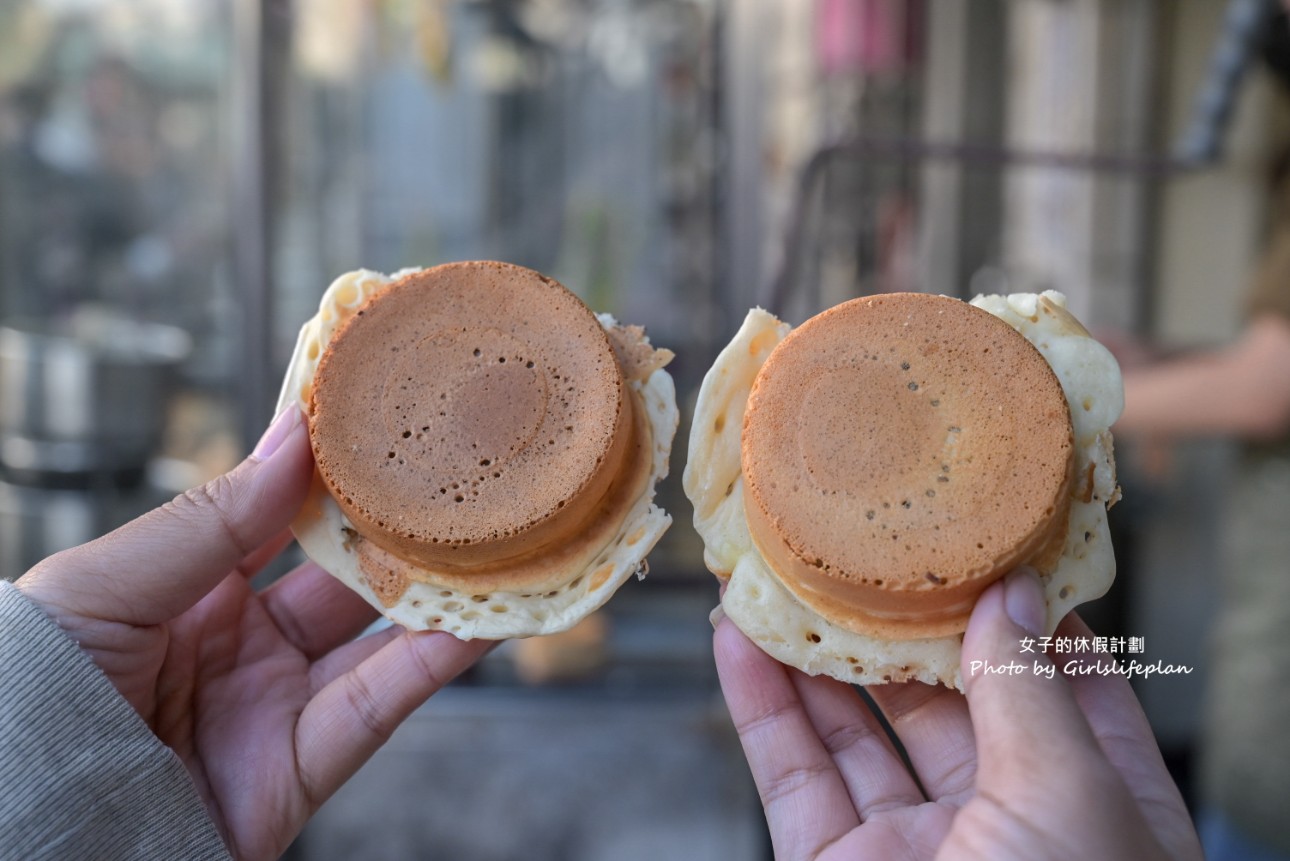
xmin=741 ymin=293 xmax=1074 ymax=639
xmin=684 ymin=290 xmax=1122 ymax=689
xmin=310 ymin=262 xmax=633 ymax=571
xmin=279 ymin=262 xmax=678 ymax=639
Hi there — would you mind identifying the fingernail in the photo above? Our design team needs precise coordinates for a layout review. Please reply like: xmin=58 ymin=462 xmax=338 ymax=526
xmin=1004 ymin=567 xmax=1047 ymax=637
xmin=252 ymin=405 xmax=299 ymax=460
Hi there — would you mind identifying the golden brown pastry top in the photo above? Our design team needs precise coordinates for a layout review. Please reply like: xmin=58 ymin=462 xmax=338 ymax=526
xmin=308 ymin=261 xmax=632 ymax=571
xmin=740 ymin=292 xmax=1075 ymax=639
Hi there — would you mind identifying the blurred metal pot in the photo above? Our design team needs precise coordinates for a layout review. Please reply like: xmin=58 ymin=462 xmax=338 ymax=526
xmin=0 ymin=312 xmax=191 ymax=477
xmin=0 ymin=472 xmax=172 ymax=580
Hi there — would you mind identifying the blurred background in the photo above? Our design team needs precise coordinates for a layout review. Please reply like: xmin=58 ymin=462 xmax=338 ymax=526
xmin=1 ymin=0 xmax=1285 ymax=858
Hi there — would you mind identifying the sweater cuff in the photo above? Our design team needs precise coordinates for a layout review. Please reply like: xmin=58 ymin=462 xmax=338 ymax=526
xmin=0 ymin=581 xmax=231 ymax=860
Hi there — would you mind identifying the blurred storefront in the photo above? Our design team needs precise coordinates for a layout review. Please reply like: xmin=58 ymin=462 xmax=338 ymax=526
xmin=0 ymin=3 xmax=235 ymax=576
xmin=2 ymin=0 xmax=1286 ymax=856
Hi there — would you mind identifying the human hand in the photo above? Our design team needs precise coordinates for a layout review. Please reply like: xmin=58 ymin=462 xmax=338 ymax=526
xmin=17 ymin=407 xmax=490 ymax=861
xmin=1092 ymin=327 xmax=1157 ymax=373
xmin=713 ymin=569 xmax=1202 ymax=860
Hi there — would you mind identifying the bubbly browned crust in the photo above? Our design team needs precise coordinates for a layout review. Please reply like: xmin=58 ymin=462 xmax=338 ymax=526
xmin=741 ymin=293 xmax=1075 ymax=639
xmin=308 ymin=261 xmax=636 ymax=587
xmin=349 ymin=382 xmax=656 ymax=600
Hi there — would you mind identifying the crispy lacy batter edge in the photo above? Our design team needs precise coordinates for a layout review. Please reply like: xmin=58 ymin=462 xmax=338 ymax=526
xmin=280 ymin=270 xmax=679 ymax=639
xmin=685 ymin=295 xmax=1122 ymax=689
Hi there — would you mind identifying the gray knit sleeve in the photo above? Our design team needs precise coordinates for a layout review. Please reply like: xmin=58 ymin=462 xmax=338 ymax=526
xmin=0 ymin=582 xmax=231 ymax=860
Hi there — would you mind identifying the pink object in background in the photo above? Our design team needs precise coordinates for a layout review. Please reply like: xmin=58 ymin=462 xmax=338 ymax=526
xmin=816 ymin=0 xmax=921 ymax=77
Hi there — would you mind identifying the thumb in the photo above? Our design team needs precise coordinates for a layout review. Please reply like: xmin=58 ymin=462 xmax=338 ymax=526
xmin=21 ymin=405 xmax=314 ymax=626
xmin=961 ymin=568 xmax=1106 ymax=797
